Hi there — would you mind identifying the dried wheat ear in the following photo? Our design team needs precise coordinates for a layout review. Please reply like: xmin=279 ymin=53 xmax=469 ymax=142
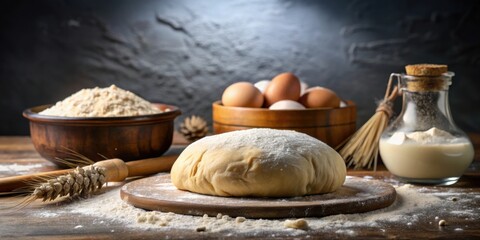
xmin=33 ymin=165 xmax=107 ymax=202
xmin=1 ymin=153 xmax=177 ymax=209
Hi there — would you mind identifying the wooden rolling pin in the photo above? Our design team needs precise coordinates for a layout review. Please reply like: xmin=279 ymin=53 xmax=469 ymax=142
xmin=0 ymin=154 xmax=178 ymax=193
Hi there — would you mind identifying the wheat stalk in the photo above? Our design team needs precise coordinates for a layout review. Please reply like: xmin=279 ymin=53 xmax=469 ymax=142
xmin=337 ymin=74 xmax=400 ymax=170
xmin=32 ymin=165 xmax=107 ymax=202
xmin=6 ymin=164 xmax=107 ymax=210
xmin=27 ymin=149 xmax=107 ymax=202
xmin=2 ymin=153 xmax=177 ymax=209
xmin=3 ymin=150 xmax=109 ymax=209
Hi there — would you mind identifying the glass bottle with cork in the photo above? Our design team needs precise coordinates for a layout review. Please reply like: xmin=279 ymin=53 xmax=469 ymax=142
xmin=379 ymin=64 xmax=474 ymax=185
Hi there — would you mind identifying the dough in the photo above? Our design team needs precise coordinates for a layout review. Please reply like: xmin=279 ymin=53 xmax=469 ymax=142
xmin=170 ymin=128 xmax=346 ymax=197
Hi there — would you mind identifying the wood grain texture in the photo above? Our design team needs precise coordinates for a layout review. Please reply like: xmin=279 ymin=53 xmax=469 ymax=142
xmin=23 ymin=104 xmax=180 ymax=167
xmin=0 ymin=135 xmax=479 ymax=239
xmin=212 ymin=101 xmax=356 ymax=147
xmin=120 ymin=175 xmax=396 ymax=218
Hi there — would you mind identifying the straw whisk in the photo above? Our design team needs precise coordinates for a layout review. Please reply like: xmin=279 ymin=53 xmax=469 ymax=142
xmin=337 ymin=74 xmax=400 ymax=170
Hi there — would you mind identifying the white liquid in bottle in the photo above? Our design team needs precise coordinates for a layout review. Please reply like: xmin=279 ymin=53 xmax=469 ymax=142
xmin=380 ymin=128 xmax=474 ymax=180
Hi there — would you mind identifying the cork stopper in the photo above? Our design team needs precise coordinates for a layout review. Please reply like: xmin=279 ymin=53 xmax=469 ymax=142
xmin=405 ymin=64 xmax=447 ymax=76
xmin=404 ymin=64 xmax=448 ymax=91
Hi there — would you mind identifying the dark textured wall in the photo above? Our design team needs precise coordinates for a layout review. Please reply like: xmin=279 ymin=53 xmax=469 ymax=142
xmin=1 ymin=0 xmax=479 ymax=135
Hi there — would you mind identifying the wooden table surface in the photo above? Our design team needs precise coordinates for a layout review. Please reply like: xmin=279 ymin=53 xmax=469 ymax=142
xmin=0 ymin=133 xmax=479 ymax=239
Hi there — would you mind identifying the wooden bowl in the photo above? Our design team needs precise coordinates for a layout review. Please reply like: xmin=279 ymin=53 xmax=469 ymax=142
xmin=23 ymin=103 xmax=181 ymax=168
xmin=212 ymin=101 xmax=356 ymax=147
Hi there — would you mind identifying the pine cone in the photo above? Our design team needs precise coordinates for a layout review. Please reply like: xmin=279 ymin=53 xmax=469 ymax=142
xmin=179 ymin=115 xmax=209 ymax=142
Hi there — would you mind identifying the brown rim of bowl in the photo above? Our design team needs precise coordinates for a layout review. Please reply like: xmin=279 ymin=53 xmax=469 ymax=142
xmin=23 ymin=103 xmax=181 ymax=125
xmin=212 ymin=100 xmax=356 ymax=112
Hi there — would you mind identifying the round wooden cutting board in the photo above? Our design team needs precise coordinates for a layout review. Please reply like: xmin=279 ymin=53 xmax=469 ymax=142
xmin=120 ymin=174 xmax=396 ymax=219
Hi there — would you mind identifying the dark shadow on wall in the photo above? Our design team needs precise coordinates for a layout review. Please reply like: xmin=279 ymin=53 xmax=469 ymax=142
xmin=1 ymin=0 xmax=479 ymax=135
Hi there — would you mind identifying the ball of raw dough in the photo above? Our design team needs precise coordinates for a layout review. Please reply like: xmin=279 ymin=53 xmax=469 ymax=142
xmin=170 ymin=128 xmax=346 ymax=197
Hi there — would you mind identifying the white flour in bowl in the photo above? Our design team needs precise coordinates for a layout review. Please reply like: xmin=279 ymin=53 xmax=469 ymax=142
xmin=39 ymin=85 xmax=162 ymax=117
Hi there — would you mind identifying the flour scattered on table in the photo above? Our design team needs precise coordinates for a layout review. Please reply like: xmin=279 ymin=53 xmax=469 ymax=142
xmin=0 ymin=163 xmax=44 ymax=174
xmin=39 ymin=85 xmax=162 ymax=117
xmin=27 ymin=178 xmax=478 ymax=237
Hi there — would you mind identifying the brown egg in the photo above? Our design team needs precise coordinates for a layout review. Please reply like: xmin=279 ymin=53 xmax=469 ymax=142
xmin=264 ymin=72 xmax=301 ymax=107
xmin=299 ymin=86 xmax=341 ymax=108
xmin=221 ymin=82 xmax=264 ymax=108
xmin=269 ymin=100 xmax=306 ymax=110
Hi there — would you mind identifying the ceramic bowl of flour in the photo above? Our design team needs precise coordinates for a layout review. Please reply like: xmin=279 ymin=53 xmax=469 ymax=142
xmin=23 ymin=103 xmax=181 ymax=168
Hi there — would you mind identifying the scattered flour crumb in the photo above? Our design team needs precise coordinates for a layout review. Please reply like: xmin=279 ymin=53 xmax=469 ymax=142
xmin=235 ymin=217 xmax=246 ymax=223
xmin=284 ymin=219 xmax=309 ymax=230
